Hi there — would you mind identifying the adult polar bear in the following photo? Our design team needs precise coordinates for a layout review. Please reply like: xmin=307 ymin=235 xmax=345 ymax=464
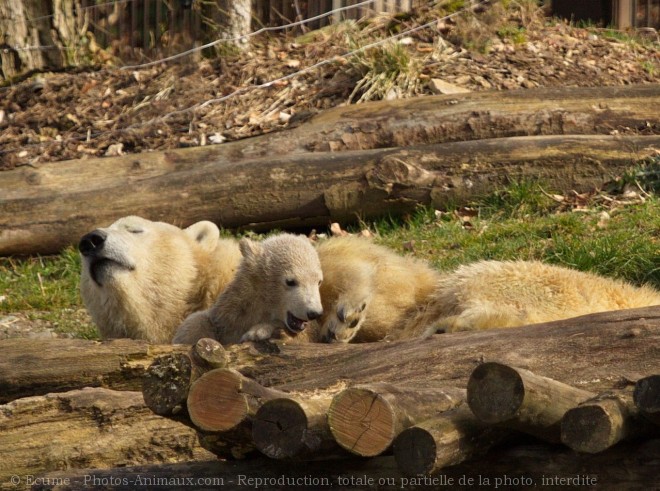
xmin=79 ymin=216 xmax=241 ymax=343
xmin=80 ymin=216 xmax=660 ymax=345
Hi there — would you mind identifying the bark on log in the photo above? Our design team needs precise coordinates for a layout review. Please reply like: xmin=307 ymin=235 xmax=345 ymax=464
xmin=2 ymin=117 xmax=659 ymax=256
xmin=186 ymin=368 xmax=287 ymax=432
xmin=392 ymin=406 xmax=511 ymax=476
xmin=0 ymin=338 xmax=188 ymax=404
xmin=252 ymin=396 xmax=342 ymax=460
xmin=33 ymin=440 xmax=660 ymax=491
xmin=560 ymin=391 xmax=649 ymax=453
xmin=327 ymin=384 xmax=466 ymax=457
xmin=0 ymin=388 xmax=212 ymax=483
xmin=634 ymin=375 xmax=660 ymax=425
xmin=142 ymin=338 xmax=227 ymax=417
xmin=467 ymin=362 xmax=595 ymax=442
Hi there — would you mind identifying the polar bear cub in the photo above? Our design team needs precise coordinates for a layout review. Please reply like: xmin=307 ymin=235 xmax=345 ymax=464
xmin=173 ymin=234 xmax=324 ymax=345
xmin=79 ymin=216 xmax=242 ymax=343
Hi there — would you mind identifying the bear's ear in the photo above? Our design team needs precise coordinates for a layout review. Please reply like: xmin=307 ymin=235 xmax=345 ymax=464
xmin=185 ymin=221 xmax=220 ymax=252
xmin=239 ymin=238 xmax=262 ymax=263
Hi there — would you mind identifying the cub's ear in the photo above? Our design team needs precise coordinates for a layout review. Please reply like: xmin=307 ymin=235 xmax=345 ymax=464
xmin=239 ymin=238 xmax=262 ymax=263
xmin=185 ymin=221 xmax=220 ymax=252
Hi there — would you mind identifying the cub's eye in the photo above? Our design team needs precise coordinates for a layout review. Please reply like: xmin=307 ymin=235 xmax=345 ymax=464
xmin=128 ymin=228 xmax=144 ymax=234
xmin=285 ymin=279 xmax=298 ymax=287
xmin=318 ymin=279 xmax=323 ymax=286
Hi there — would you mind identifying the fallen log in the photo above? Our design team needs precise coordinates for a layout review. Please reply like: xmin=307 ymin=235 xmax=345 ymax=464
xmin=2 ymin=133 xmax=659 ymax=255
xmin=634 ymin=374 xmax=660 ymax=425
xmin=252 ymin=395 xmax=341 ymax=460
xmin=228 ymin=307 xmax=660 ymax=395
xmin=0 ymin=388 xmax=212 ymax=483
xmin=392 ymin=406 xmax=511 ymax=476
xmin=560 ymin=391 xmax=649 ymax=453
xmin=142 ymin=338 xmax=227 ymax=417
xmin=467 ymin=362 xmax=594 ymax=442
xmin=5 ymin=307 xmax=659 ymax=404
xmin=187 ymin=368 xmax=287 ymax=433
xmin=0 ymin=338 xmax=188 ymax=404
xmin=327 ymin=384 xmax=465 ymax=457
xmin=33 ymin=440 xmax=660 ymax=491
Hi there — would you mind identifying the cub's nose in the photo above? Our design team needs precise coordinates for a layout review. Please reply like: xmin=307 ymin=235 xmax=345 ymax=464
xmin=307 ymin=309 xmax=323 ymax=321
xmin=79 ymin=230 xmax=107 ymax=256
xmin=322 ymin=330 xmax=336 ymax=343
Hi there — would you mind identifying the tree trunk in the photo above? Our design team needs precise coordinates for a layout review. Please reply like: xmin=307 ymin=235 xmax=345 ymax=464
xmin=0 ymin=338 xmax=188 ymax=404
xmin=560 ymin=390 xmax=651 ymax=453
xmin=2 ymin=133 xmax=659 ymax=256
xmin=33 ymin=440 xmax=660 ymax=491
xmin=0 ymin=0 xmax=63 ymax=80
xmin=392 ymin=406 xmax=511 ymax=476
xmin=0 ymin=0 xmax=91 ymax=81
xmin=328 ymin=384 xmax=466 ymax=457
xmin=634 ymin=375 xmax=660 ymax=425
xmin=3 ymin=308 xmax=658 ymax=406
xmin=226 ymin=307 xmax=660 ymax=395
xmin=0 ymin=388 xmax=212 ymax=483
xmin=466 ymin=362 xmax=595 ymax=442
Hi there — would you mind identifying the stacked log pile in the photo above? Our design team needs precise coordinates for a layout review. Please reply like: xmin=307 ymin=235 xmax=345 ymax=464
xmin=3 ymin=306 xmax=659 ymax=489
xmin=133 ymin=307 xmax=659 ymax=488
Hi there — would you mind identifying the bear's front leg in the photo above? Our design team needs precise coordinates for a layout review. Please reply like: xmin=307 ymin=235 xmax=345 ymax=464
xmin=240 ymin=323 xmax=276 ymax=343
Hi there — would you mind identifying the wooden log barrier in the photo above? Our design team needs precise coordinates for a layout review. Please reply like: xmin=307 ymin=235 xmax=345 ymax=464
xmin=560 ymin=391 xmax=642 ymax=453
xmin=392 ymin=406 xmax=511 ymax=476
xmin=467 ymin=362 xmax=595 ymax=442
xmin=142 ymin=338 xmax=227 ymax=417
xmin=634 ymin=375 xmax=660 ymax=425
xmin=327 ymin=384 xmax=466 ymax=457
xmin=186 ymin=368 xmax=287 ymax=433
xmin=252 ymin=395 xmax=343 ymax=460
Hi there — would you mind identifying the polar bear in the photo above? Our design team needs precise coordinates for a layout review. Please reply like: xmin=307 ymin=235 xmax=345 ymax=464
xmin=315 ymin=236 xmax=441 ymax=343
xmin=172 ymin=234 xmax=324 ymax=345
xmin=79 ymin=216 xmax=242 ymax=343
xmin=412 ymin=260 xmax=660 ymax=337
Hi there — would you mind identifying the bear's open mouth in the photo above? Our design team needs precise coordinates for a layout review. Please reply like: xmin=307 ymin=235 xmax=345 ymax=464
xmin=285 ymin=312 xmax=309 ymax=334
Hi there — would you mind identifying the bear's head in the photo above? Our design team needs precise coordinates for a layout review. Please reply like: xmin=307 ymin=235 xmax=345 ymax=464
xmin=239 ymin=234 xmax=324 ymax=335
xmin=79 ymin=216 xmax=227 ymax=343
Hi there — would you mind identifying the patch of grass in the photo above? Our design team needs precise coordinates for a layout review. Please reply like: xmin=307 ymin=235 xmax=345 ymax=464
xmin=371 ymin=186 xmax=660 ymax=288
xmin=497 ymin=25 xmax=527 ymax=44
xmin=346 ymin=41 xmax=424 ymax=103
xmin=0 ymin=247 xmax=98 ymax=339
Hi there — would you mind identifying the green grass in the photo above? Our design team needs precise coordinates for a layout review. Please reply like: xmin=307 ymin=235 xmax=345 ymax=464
xmin=1 ymin=179 xmax=658 ymax=339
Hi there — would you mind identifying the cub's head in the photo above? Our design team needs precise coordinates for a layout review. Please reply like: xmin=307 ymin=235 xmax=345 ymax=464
xmin=239 ymin=234 xmax=323 ymax=336
xmin=79 ymin=216 xmax=221 ymax=343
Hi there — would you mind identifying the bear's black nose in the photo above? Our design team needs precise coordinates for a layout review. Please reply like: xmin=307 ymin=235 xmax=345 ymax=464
xmin=307 ymin=309 xmax=323 ymax=321
xmin=79 ymin=230 xmax=107 ymax=256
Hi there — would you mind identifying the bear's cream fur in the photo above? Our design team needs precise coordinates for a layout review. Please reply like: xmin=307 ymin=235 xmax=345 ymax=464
xmin=410 ymin=260 xmax=660 ymax=338
xmin=79 ymin=216 xmax=242 ymax=343
xmin=315 ymin=236 xmax=441 ymax=343
xmin=172 ymin=234 xmax=324 ymax=345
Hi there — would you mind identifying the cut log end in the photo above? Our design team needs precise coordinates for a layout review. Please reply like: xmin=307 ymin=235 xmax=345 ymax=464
xmin=253 ymin=398 xmax=309 ymax=459
xmin=392 ymin=427 xmax=437 ymax=476
xmin=561 ymin=403 xmax=623 ymax=453
xmin=191 ymin=338 xmax=228 ymax=370
xmin=328 ymin=388 xmax=394 ymax=457
xmin=142 ymin=353 xmax=192 ymax=416
xmin=187 ymin=369 xmax=247 ymax=432
xmin=467 ymin=363 xmax=525 ymax=424
xmin=634 ymin=375 xmax=660 ymax=425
